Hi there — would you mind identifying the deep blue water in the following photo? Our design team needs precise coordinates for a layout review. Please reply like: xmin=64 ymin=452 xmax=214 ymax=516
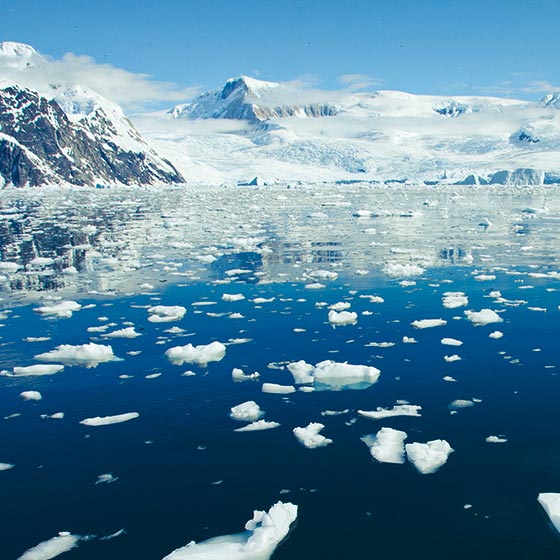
xmin=0 ymin=185 xmax=560 ymax=559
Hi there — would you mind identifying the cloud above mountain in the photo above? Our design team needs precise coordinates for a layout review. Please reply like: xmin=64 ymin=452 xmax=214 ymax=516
xmin=0 ymin=44 xmax=198 ymax=110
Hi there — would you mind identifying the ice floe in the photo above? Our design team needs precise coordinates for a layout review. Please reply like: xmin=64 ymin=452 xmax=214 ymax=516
xmin=33 ymin=300 xmax=82 ymax=318
xmin=0 ymin=463 xmax=14 ymax=471
xmin=383 ymin=263 xmax=425 ymax=277
xmin=358 ymin=404 xmax=421 ymax=420
xmin=441 ymin=338 xmax=463 ymax=346
xmin=489 ymin=331 xmax=504 ymax=339
xmin=293 ymin=423 xmax=332 ymax=448
xmin=148 ymin=305 xmax=187 ymax=323
xmin=538 ymin=493 xmax=560 ymax=534
xmin=464 ymin=309 xmax=503 ymax=326
xmin=162 ymin=501 xmax=297 ymax=560
xmin=165 ymin=341 xmax=226 ymax=366
xmin=411 ymin=318 xmax=447 ymax=329
xmin=80 ymin=412 xmax=139 ymax=426
xmin=230 ymin=401 xmax=264 ymax=422
xmin=444 ymin=355 xmax=462 ymax=362
xmin=2 ymin=364 xmax=64 ymax=377
xmin=234 ymin=420 xmax=281 ymax=432
xmin=361 ymin=427 xmax=407 ymax=464
xmin=485 ymin=435 xmax=508 ymax=443
xmin=96 ymin=473 xmax=118 ymax=484
xmin=442 ymin=292 xmax=468 ymax=309
xmin=287 ymin=360 xmax=380 ymax=391
xmin=102 ymin=327 xmax=141 ymax=338
xmin=222 ymin=293 xmax=245 ymax=302
xmin=17 ymin=532 xmax=80 ymax=560
xmin=405 ymin=440 xmax=454 ymax=474
xmin=20 ymin=391 xmax=42 ymax=401
xmin=262 ymin=383 xmax=296 ymax=394
xmin=448 ymin=399 xmax=475 ymax=409
xmin=35 ymin=343 xmax=119 ymax=368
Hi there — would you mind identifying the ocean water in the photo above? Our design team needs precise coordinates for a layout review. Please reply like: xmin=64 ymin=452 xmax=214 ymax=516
xmin=1 ymin=184 xmax=560 ymax=559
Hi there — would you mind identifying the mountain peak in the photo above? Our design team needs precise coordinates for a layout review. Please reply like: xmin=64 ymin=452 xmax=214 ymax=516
xmin=221 ymin=75 xmax=280 ymax=99
xmin=542 ymin=92 xmax=560 ymax=108
xmin=0 ymin=41 xmax=45 ymax=70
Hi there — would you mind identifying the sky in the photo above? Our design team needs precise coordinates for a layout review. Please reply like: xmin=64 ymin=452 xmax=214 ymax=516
xmin=1 ymin=0 xmax=560 ymax=109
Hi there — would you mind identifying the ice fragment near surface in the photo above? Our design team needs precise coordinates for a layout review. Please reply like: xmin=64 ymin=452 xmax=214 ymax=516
xmin=406 ymin=440 xmax=454 ymax=474
xmin=166 ymin=341 xmax=226 ymax=366
xmin=293 ymin=422 xmax=332 ymax=448
xmin=361 ymin=427 xmax=407 ymax=464
xmin=17 ymin=532 xmax=80 ymax=560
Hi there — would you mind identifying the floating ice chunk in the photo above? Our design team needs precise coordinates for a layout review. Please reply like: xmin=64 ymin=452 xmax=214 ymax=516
xmin=310 ymin=360 xmax=380 ymax=391
xmin=358 ymin=405 xmax=421 ymax=420
xmin=329 ymin=302 xmax=351 ymax=311
xmin=262 ymin=383 xmax=296 ymax=394
xmin=442 ymin=292 xmax=468 ymax=309
xmin=165 ymin=341 xmax=226 ymax=367
xmin=293 ymin=423 xmax=332 ymax=448
xmin=538 ymin=493 xmax=560 ymax=533
xmin=365 ymin=342 xmax=395 ymax=348
xmin=406 ymin=440 xmax=454 ymax=474
xmin=162 ymin=501 xmax=297 ymax=560
xmin=443 ymin=376 xmax=457 ymax=382
xmin=35 ymin=343 xmax=118 ymax=368
xmin=328 ymin=309 xmax=358 ymax=326
xmin=465 ymin=309 xmax=503 ymax=326
xmin=321 ymin=409 xmax=350 ymax=416
xmin=0 ymin=463 xmax=14 ymax=471
xmin=96 ymin=473 xmax=118 ymax=484
xmin=102 ymin=326 xmax=142 ymax=338
xmin=232 ymin=368 xmax=260 ymax=381
xmin=20 ymin=391 xmax=42 ymax=401
xmin=229 ymin=313 xmax=245 ymax=319
xmin=411 ymin=318 xmax=447 ymax=329
xmin=309 ymin=270 xmax=338 ymax=281
xmin=24 ymin=337 xmax=51 ymax=343
xmin=287 ymin=361 xmax=315 ymax=384
xmin=444 ymin=355 xmax=462 ymax=362
xmin=17 ymin=532 xmax=80 ymax=560
xmin=148 ymin=305 xmax=187 ymax=323
xmin=489 ymin=331 xmax=504 ymax=339
xmin=230 ymin=401 xmax=264 ymax=422
xmin=47 ymin=412 xmax=65 ymax=419
xmin=80 ymin=412 xmax=139 ymax=426
xmin=305 ymin=282 xmax=325 ymax=290
xmin=486 ymin=435 xmax=508 ymax=443
xmin=448 ymin=399 xmax=475 ymax=409
xmin=402 ymin=336 xmax=417 ymax=344
xmin=222 ymin=293 xmax=245 ymax=302
xmin=2 ymin=364 xmax=64 ymax=377
xmin=441 ymin=338 xmax=463 ymax=346
xmin=253 ymin=297 xmax=275 ymax=304
xmin=34 ymin=300 xmax=82 ymax=318
xmin=383 ymin=263 xmax=425 ymax=277
xmin=361 ymin=427 xmax=407 ymax=464
xmin=234 ymin=420 xmax=281 ymax=432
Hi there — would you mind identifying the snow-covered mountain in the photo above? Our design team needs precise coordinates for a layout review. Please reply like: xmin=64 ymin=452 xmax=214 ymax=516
xmin=0 ymin=42 xmax=184 ymax=187
xmin=133 ymin=76 xmax=560 ymax=186
xmin=170 ymin=76 xmax=339 ymax=121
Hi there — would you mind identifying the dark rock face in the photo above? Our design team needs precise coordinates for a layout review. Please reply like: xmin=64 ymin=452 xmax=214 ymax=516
xmin=0 ymin=86 xmax=184 ymax=187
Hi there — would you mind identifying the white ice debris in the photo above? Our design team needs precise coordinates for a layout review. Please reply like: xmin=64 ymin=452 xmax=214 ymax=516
xmin=383 ymin=263 xmax=425 ymax=277
xmin=96 ymin=473 xmax=118 ymax=484
xmin=448 ymin=399 xmax=475 ymax=409
xmin=17 ymin=532 xmax=80 ymax=560
xmin=358 ymin=404 xmax=421 ymax=420
xmin=538 ymin=493 xmax=560 ymax=534
xmin=102 ymin=327 xmax=141 ymax=338
xmin=230 ymin=401 xmax=264 ymax=422
xmin=308 ymin=269 xmax=338 ymax=281
xmin=361 ymin=427 xmax=408 ymax=464
xmin=2 ymin=364 xmax=64 ymax=377
xmin=329 ymin=301 xmax=351 ymax=311
xmin=402 ymin=336 xmax=417 ymax=344
xmin=0 ymin=463 xmax=14 ymax=471
xmin=485 ymin=435 xmax=508 ymax=443
xmin=234 ymin=420 xmax=281 ymax=432
xmin=148 ymin=305 xmax=187 ymax=323
xmin=441 ymin=338 xmax=463 ymax=346
xmin=35 ymin=343 xmax=118 ymax=368
xmin=33 ymin=300 xmax=82 ymax=318
xmin=222 ymin=293 xmax=245 ymax=302
xmin=262 ymin=383 xmax=296 ymax=394
xmin=287 ymin=360 xmax=380 ymax=390
xmin=165 ymin=341 xmax=226 ymax=366
xmin=328 ymin=309 xmax=358 ymax=326
xmin=489 ymin=331 xmax=504 ymax=339
xmin=80 ymin=412 xmax=139 ymax=426
xmin=464 ymin=309 xmax=503 ymax=326
xmin=442 ymin=292 xmax=468 ymax=309
xmin=293 ymin=423 xmax=332 ymax=448
xmin=444 ymin=355 xmax=462 ymax=362
xmin=162 ymin=501 xmax=297 ymax=560
xmin=20 ymin=391 xmax=42 ymax=401
xmin=411 ymin=318 xmax=447 ymax=329
xmin=232 ymin=368 xmax=260 ymax=381
xmin=443 ymin=376 xmax=457 ymax=382
xmin=405 ymin=440 xmax=454 ymax=474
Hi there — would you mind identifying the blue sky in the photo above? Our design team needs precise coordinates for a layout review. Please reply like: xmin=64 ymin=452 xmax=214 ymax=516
xmin=1 ymin=0 xmax=559 ymax=106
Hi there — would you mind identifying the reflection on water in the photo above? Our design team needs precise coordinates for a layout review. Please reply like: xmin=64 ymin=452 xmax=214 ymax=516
xmin=0 ymin=184 xmax=558 ymax=302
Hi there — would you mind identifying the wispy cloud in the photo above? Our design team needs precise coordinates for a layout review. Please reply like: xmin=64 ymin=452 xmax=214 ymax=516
xmin=0 ymin=51 xmax=199 ymax=110
xmin=338 ymin=73 xmax=384 ymax=91
xmin=473 ymin=78 xmax=560 ymax=98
